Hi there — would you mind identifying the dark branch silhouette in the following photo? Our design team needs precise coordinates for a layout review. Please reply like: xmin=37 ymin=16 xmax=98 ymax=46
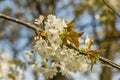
xmin=102 ymin=0 xmax=120 ymax=17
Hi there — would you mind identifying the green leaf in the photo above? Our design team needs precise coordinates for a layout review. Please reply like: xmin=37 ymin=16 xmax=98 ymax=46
xmin=89 ymin=56 xmax=95 ymax=70
xmin=90 ymin=57 xmax=95 ymax=70
xmin=67 ymin=19 xmax=75 ymax=30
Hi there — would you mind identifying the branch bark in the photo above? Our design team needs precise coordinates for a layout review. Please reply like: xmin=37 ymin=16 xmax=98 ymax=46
xmin=0 ymin=13 xmax=120 ymax=70
xmin=102 ymin=0 xmax=120 ymax=17
xmin=0 ymin=13 xmax=42 ymax=32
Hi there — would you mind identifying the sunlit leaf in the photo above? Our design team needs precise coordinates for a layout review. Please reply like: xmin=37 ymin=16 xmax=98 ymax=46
xmin=67 ymin=19 xmax=75 ymax=31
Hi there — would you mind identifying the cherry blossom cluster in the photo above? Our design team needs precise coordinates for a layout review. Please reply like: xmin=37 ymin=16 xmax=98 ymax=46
xmin=33 ymin=15 xmax=93 ymax=79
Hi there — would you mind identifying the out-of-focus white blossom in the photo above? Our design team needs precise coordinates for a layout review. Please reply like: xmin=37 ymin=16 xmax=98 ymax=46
xmin=95 ymin=14 xmax=100 ymax=20
xmin=25 ymin=51 xmax=34 ymax=59
xmin=0 ymin=52 xmax=24 ymax=80
xmin=25 ymin=51 xmax=33 ymax=56
xmin=33 ymin=15 xmax=93 ymax=79
xmin=16 ymin=67 xmax=23 ymax=80
xmin=0 ymin=52 xmax=11 ymax=77
xmin=85 ymin=35 xmax=91 ymax=45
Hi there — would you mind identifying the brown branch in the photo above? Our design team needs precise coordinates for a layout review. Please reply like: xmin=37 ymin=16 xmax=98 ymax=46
xmin=66 ymin=44 xmax=120 ymax=70
xmin=99 ymin=56 xmax=120 ymax=70
xmin=0 ymin=13 xmax=42 ymax=32
xmin=102 ymin=0 xmax=120 ymax=17
xmin=0 ymin=13 xmax=120 ymax=70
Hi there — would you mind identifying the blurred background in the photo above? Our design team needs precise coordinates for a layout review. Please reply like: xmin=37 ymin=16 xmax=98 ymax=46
xmin=0 ymin=0 xmax=120 ymax=80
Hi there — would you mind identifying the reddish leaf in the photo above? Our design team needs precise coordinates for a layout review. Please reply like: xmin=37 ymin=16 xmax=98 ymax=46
xmin=89 ymin=49 xmax=106 ymax=54
xmin=78 ymin=32 xmax=84 ymax=37
xmin=66 ymin=31 xmax=81 ymax=48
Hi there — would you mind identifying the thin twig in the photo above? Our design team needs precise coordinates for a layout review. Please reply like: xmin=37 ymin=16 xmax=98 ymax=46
xmin=99 ymin=56 xmax=120 ymax=70
xmin=102 ymin=0 xmax=120 ymax=17
xmin=0 ymin=13 xmax=120 ymax=70
xmin=0 ymin=13 xmax=42 ymax=32
xmin=66 ymin=44 xmax=120 ymax=70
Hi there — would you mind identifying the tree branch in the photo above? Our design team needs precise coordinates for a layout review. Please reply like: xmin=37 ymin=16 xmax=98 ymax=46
xmin=0 ymin=13 xmax=120 ymax=70
xmin=66 ymin=44 xmax=120 ymax=70
xmin=99 ymin=56 xmax=120 ymax=70
xmin=0 ymin=13 xmax=42 ymax=32
xmin=102 ymin=0 xmax=120 ymax=17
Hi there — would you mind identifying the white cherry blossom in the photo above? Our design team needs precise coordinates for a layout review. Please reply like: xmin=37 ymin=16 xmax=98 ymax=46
xmin=33 ymin=14 xmax=93 ymax=79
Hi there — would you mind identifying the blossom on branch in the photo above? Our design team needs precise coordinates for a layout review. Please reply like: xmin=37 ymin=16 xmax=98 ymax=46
xmin=33 ymin=15 xmax=101 ymax=79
